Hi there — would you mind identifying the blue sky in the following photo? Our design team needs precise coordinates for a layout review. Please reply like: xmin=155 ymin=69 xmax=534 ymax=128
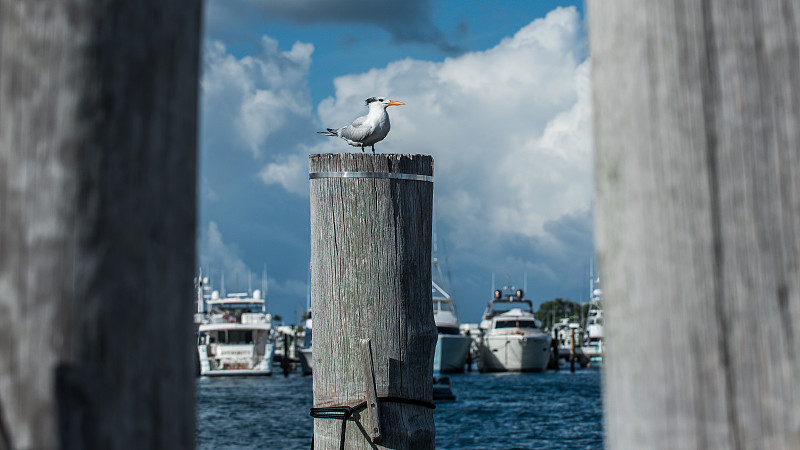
xmin=197 ymin=0 xmax=592 ymax=324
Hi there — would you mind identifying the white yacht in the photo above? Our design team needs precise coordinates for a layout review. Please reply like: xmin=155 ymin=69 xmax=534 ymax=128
xmin=431 ymin=244 xmax=472 ymax=374
xmin=479 ymin=286 xmax=551 ymax=372
xmin=582 ymin=273 xmax=604 ymax=364
xmin=196 ymin=284 xmax=275 ymax=376
xmin=432 ymin=282 xmax=472 ymax=374
xmin=298 ymin=310 xmax=313 ymax=375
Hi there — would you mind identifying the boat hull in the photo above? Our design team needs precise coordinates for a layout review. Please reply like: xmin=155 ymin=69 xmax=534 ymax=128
xmin=433 ymin=333 xmax=472 ymax=374
xmin=480 ymin=333 xmax=551 ymax=372
xmin=298 ymin=347 xmax=313 ymax=375
xmin=198 ymin=341 xmax=275 ymax=376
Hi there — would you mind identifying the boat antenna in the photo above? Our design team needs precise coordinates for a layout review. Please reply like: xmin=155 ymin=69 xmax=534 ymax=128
xmin=262 ymin=265 xmax=268 ymax=295
xmin=262 ymin=264 xmax=268 ymax=313
xmin=441 ymin=237 xmax=455 ymax=298
xmin=432 ymin=230 xmax=444 ymax=286
xmin=196 ymin=267 xmax=204 ymax=314
xmin=523 ymin=272 xmax=528 ymax=293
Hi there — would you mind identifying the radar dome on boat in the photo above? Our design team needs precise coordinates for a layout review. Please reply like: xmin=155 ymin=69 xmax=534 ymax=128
xmin=211 ymin=290 xmax=220 ymax=300
xmin=515 ymin=289 xmax=524 ymax=299
xmin=253 ymin=289 xmax=261 ymax=300
xmin=593 ymin=289 xmax=603 ymax=297
xmin=265 ymin=313 xmax=272 ymax=322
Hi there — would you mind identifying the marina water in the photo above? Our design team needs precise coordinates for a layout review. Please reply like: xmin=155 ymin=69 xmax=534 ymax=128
xmin=196 ymin=367 xmax=603 ymax=449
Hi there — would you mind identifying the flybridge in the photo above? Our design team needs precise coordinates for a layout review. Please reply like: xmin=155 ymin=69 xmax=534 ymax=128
xmin=204 ymin=291 xmax=266 ymax=311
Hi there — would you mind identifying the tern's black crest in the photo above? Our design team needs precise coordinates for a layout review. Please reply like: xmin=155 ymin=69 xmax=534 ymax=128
xmin=365 ymin=96 xmax=382 ymax=105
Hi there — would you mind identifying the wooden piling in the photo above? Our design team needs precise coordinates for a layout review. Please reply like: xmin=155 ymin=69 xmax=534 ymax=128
xmin=0 ymin=1 xmax=201 ymax=448
xmin=309 ymin=153 xmax=437 ymax=449
xmin=569 ymin=328 xmax=576 ymax=373
xmin=590 ymin=1 xmax=800 ymax=448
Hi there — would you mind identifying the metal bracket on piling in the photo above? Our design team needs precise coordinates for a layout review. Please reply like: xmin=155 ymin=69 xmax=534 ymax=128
xmin=360 ymin=339 xmax=382 ymax=444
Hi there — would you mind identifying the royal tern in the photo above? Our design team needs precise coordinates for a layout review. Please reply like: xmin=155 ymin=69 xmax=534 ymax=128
xmin=317 ymin=96 xmax=405 ymax=153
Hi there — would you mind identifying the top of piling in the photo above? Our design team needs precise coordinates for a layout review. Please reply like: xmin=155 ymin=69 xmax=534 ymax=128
xmin=309 ymin=153 xmax=433 ymax=176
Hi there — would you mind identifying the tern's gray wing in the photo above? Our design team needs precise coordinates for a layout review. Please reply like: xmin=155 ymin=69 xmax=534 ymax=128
xmin=338 ymin=115 xmax=373 ymax=143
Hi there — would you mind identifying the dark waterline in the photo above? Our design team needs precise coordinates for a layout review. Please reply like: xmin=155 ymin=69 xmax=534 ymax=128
xmin=196 ymin=368 xmax=604 ymax=449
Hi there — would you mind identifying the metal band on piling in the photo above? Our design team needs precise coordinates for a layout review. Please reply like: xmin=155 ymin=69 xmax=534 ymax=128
xmin=309 ymin=171 xmax=434 ymax=183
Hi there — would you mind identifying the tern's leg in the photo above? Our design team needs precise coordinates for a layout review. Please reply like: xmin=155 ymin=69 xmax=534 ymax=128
xmin=371 ymin=145 xmax=376 ymax=154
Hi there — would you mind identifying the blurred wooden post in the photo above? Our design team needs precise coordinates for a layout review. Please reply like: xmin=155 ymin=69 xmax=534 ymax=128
xmin=590 ymin=1 xmax=800 ymax=449
xmin=309 ymin=153 xmax=437 ymax=449
xmin=0 ymin=1 xmax=202 ymax=448
xmin=569 ymin=328 xmax=576 ymax=373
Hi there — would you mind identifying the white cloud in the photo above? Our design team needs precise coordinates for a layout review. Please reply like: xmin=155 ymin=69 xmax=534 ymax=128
xmin=311 ymin=7 xmax=591 ymax=248
xmin=201 ymin=36 xmax=313 ymax=158
xmin=199 ymin=221 xmax=254 ymax=287
xmin=258 ymin=153 xmax=309 ymax=195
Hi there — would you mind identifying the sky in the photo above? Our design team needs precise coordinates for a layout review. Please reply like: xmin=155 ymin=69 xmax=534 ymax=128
xmin=197 ymin=0 xmax=593 ymax=324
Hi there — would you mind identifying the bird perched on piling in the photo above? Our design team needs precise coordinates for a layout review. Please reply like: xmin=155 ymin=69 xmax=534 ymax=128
xmin=317 ymin=96 xmax=405 ymax=153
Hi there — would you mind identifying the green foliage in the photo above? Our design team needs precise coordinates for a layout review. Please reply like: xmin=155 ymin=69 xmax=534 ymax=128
xmin=536 ymin=298 xmax=590 ymax=331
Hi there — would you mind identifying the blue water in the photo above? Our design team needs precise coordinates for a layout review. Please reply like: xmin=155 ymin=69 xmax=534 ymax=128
xmin=196 ymin=367 xmax=604 ymax=449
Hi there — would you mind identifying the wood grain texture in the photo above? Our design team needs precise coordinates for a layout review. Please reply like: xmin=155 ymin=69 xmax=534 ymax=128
xmin=0 ymin=1 xmax=202 ymax=448
xmin=310 ymin=154 xmax=436 ymax=449
xmin=590 ymin=1 xmax=800 ymax=449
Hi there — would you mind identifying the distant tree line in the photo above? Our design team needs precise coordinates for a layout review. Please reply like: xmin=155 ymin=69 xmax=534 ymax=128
xmin=536 ymin=298 xmax=591 ymax=331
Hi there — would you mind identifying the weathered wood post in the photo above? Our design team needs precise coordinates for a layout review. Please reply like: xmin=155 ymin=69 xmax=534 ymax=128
xmin=590 ymin=1 xmax=800 ymax=448
xmin=309 ymin=153 xmax=437 ymax=449
xmin=0 ymin=1 xmax=202 ymax=448
xmin=569 ymin=328 xmax=576 ymax=373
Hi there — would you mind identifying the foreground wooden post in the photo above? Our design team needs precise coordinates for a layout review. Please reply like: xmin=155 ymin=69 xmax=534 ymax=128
xmin=590 ymin=2 xmax=800 ymax=449
xmin=0 ymin=1 xmax=201 ymax=448
xmin=309 ymin=153 xmax=437 ymax=449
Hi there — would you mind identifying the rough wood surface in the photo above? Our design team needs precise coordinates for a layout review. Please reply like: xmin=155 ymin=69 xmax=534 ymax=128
xmin=310 ymin=153 xmax=436 ymax=449
xmin=0 ymin=1 xmax=202 ymax=448
xmin=590 ymin=1 xmax=800 ymax=449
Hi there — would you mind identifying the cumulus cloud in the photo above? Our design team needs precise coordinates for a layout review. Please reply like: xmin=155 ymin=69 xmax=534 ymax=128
xmin=199 ymin=221 xmax=255 ymax=287
xmin=258 ymin=153 xmax=309 ymax=195
xmin=201 ymin=36 xmax=314 ymax=158
xmin=310 ymin=7 xmax=591 ymax=251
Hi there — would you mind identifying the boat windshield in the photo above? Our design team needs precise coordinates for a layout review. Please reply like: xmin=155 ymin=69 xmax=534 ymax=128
xmin=495 ymin=320 xmax=538 ymax=329
xmin=433 ymin=298 xmax=455 ymax=313
xmin=437 ymin=326 xmax=461 ymax=335
xmin=212 ymin=330 xmax=255 ymax=344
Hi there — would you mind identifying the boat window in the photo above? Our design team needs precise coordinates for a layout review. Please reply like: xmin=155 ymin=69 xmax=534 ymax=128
xmin=227 ymin=330 xmax=253 ymax=344
xmin=436 ymin=326 xmax=461 ymax=335
xmin=495 ymin=320 xmax=538 ymax=329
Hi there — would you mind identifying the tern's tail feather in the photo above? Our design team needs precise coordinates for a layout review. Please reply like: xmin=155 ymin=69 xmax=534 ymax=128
xmin=317 ymin=128 xmax=338 ymax=137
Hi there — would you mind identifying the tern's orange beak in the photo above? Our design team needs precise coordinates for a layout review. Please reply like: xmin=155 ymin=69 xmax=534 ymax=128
xmin=386 ymin=100 xmax=405 ymax=106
